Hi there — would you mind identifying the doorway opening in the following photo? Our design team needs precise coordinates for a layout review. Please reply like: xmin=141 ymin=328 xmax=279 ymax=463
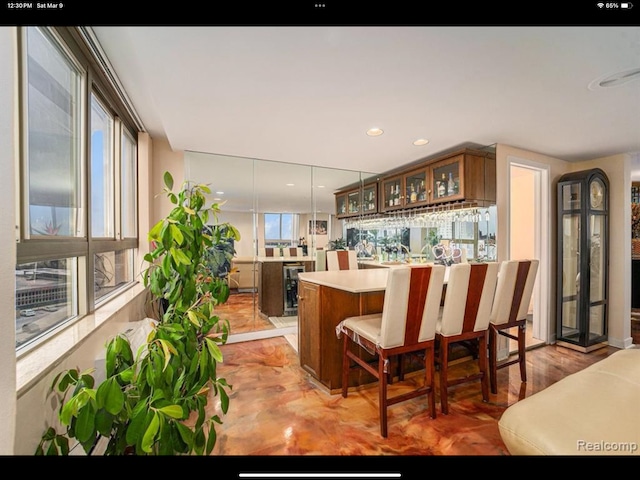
xmin=508 ymin=159 xmax=550 ymax=350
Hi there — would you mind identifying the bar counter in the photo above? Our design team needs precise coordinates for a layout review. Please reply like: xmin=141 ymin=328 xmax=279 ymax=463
xmin=297 ymin=266 xmax=451 ymax=393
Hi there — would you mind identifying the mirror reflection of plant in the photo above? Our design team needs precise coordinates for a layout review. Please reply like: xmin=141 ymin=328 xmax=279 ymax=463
xmin=328 ymin=237 xmax=347 ymax=250
xmin=632 ymin=203 xmax=640 ymax=239
xmin=36 ymin=171 xmax=241 ymax=456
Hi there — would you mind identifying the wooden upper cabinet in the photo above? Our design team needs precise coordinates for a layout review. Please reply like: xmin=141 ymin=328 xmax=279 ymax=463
xmin=336 ymin=148 xmax=496 ymax=216
xmin=423 ymin=149 xmax=496 ymax=206
xmin=336 ymin=187 xmax=361 ymax=218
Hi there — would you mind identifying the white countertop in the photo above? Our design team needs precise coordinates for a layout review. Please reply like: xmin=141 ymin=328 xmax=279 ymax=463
xmin=233 ymin=256 xmax=316 ymax=263
xmin=298 ymin=264 xmax=450 ymax=293
xmin=298 ymin=269 xmax=389 ymax=293
xmin=257 ymin=256 xmax=316 ymax=263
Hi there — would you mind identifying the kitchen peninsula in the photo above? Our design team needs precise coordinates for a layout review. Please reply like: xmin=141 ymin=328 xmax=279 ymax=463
xmin=297 ymin=268 xmax=390 ymax=393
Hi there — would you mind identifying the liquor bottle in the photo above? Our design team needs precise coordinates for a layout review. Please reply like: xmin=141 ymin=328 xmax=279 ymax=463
xmin=410 ymin=183 xmax=417 ymax=203
xmin=419 ymin=179 xmax=426 ymax=201
xmin=438 ymin=174 xmax=446 ymax=198
xmin=447 ymin=172 xmax=455 ymax=195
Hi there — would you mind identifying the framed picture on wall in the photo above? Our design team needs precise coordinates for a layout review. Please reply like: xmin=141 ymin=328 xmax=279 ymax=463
xmin=309 ymin=220 xmax=327 ymax=235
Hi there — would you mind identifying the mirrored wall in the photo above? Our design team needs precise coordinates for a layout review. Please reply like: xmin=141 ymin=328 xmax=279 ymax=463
xmin=185 ymin=151 xmax=497 ymax=340
xmin=185 ymin=152 xmax=374 ymax=338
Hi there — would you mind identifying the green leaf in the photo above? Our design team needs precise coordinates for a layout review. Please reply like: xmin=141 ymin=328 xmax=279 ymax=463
xmin=158 ymin=405 xmax=184 ymax=419
xmin=205 ymin=337 xmax=224 ymax=363
xmin=97 ymin=378 xmax=125 ymax=415
xmin=148 ymin=219 xmax=164 ymax=241
xmin=187 ymin=310 xmax=200 ymax=327
xmin=126 ymin=402 xmax=149 ymax=446
xmin=218 ymin=384 xmax=230 ymax=414
xmin=163 ymin=171 xmax=174 ymax=190
xmin=94 ymin=409 xmax=114 ymax=437
xmin=141 ymin=411 xmax=160 ymax=453
xmin=175 ymin=422 xmax=194 ymax=447
xmin=170 ymin=224 xmax=184 ymax=245
xmin=75 ymin=402 xmax=96 ymax=443
xmin=205 ymin=420 xmax=217 ymax=455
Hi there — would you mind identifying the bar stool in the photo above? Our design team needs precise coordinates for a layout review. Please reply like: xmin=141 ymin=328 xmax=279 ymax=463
xmin=327 ymin=250 xmax=358 ymax=270
xmin=488 ymin=259 xmax=539 ymax=394
xmin=436 ymin=262 xmax=499 ymax=414
xmin=337 ymin=264 xmax=446 ymax=437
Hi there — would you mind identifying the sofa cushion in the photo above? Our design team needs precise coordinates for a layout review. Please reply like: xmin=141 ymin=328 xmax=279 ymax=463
xmin=498 ymin=348 xmax=640 ymax=455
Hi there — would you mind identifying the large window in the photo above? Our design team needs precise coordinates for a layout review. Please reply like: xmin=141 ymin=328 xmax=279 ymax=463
xmin=16 ymin=27 xmax=139 ymax=351
xmin=90 ymin=93 xmax=115 ymax=239
xmin=264 ymin=213 xmax=297 ymax=246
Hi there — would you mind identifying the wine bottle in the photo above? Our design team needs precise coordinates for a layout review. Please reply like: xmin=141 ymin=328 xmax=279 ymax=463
xmin=410 ymin=184 xmax=417 ymax=203
xmin=438 ymin=174 xmax=446 ymax=198
xmin=447 ymin=172 xmax=455 ymax=195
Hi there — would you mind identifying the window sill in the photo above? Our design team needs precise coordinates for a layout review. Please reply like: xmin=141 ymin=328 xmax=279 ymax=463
xmin=16 ymin=282 xmax=147 ymax=395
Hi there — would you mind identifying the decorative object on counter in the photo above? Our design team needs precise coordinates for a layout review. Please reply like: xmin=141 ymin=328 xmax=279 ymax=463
xmin=432 ymin=244 xmax=462 ymax=266
xmin=36 ymin=171 xmax=239 ymax=456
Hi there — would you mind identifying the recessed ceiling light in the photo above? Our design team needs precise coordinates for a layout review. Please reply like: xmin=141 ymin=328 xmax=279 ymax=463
xmin=216 ymin=191 xmax=224 ymax=195
xmin=213 ymin=197 xmax=222 ymax=201
xmin=286 ymin=183 xmax=295 ymax=187
xmin=316 ymin=185 xmax=325 ymax=188
xmin=413 ymin=138 xmax=429 ymax=146
xmin=366 ymin=128 xmax=384 ymax=137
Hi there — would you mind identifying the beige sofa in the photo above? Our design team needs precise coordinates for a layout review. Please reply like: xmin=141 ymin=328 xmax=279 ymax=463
xmin=498 ymin=348 xmax=640 ymax=455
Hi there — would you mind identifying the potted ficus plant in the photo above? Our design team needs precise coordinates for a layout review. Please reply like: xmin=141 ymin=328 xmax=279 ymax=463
xmin=36 ymin=171 xmax=240 ymax=455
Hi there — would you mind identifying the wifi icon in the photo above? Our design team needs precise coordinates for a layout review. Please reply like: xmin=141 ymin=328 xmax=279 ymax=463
xmin=597 ymin=2 xmax=604 ymax=6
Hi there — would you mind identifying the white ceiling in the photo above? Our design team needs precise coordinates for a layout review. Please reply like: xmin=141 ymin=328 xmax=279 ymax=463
xmin=91 ymin=26 xmax=640 ymax=207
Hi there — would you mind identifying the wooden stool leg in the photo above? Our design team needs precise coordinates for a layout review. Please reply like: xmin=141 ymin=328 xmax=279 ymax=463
xmin=425 ymin=347 xmax=436 ymax=419
xmin=478 ymin=334 xmax=489 ymax=402
xmin=439 ymin=337 xmax=450 ymax=415
xmin=489 ymin=327 xmax=498 ymax=394
xmin=342 ymin=333 xmax=349 ymax=398
xmin=518 ymin=322 xmax=527 ymax=383
xmin=379 ymin=355 xmax=388 ymax=438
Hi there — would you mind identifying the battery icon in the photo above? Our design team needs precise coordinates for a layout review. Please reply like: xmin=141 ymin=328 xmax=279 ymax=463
xmin=621 ymin=2 xmax=633 ymax=7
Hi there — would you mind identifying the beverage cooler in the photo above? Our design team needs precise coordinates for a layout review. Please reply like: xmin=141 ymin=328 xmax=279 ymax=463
xmin=283 ymin=263 xmax=305 ymax=316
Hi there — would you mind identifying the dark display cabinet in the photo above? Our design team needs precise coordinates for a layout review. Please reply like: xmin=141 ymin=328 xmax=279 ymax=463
xmin=556 ymin=168 xmax=609 ymax=352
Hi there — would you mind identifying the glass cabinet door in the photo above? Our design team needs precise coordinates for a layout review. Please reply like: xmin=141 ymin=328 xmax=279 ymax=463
xmin=362 ymin=183 xmax=377 ymax=214
xmin=381 ymin=176 xmax=403 ymax=211
xmin=347 ymin=190 xmax=361 ymax=215
xmin=430 ymin=156 xmax=463 ymax=203
xmin=404 ymin=169 xmax=428 ymax=207
xmin=336 ymin=193 xmax=347 ymax=217
xmin=560 ymin=213 xmax=580 ymax=341
xmin=588 ymin=213 xmax=606 ymax=339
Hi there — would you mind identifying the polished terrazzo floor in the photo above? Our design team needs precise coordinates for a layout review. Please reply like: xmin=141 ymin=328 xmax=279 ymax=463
xmin=209 ymin=333 xmax=620 ymax=459
xmin=207 ymin=291 xmax=622 ymax=465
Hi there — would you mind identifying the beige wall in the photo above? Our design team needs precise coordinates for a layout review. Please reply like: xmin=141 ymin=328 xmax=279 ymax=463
xmin=151 ymin=137 xmax=185 ymax=225
xmin=0 ymin=26 xmax=17 ymax=455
